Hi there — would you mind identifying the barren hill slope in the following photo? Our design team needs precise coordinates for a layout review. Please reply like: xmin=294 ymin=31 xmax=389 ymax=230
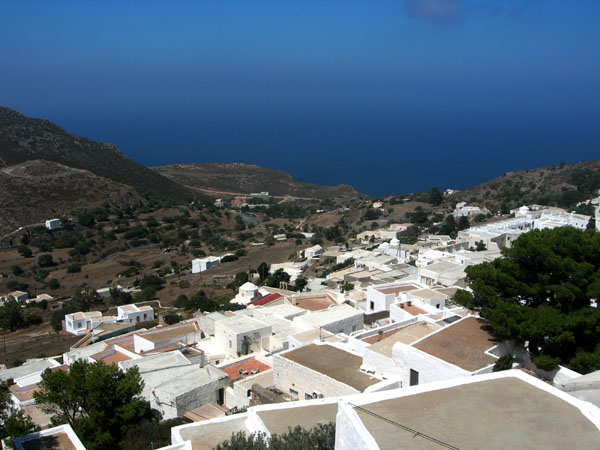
xmin=451 ymin=160 xmax=600 ymax=210
xmin=0 ymin=107 xmax=192 ymax=202
xmin=152 ymin=163 xmax=364 ymax=200
xmin=0 ymin=160 xmax=143 ymax=236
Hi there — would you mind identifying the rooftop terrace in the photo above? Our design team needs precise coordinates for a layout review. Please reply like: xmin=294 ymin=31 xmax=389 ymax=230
xmin=282 ymin=344 xmax=380 ymax=391
xmin=413 ymin=316 xmax=497 ymax=371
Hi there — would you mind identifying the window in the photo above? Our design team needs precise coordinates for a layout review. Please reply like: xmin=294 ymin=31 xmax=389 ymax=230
xmin=352 ymin=325 xmax=357 ymax=332
xmin=229 ymin=339 xmax=232 ymax=349
xmin=143 ymin=313 xmax=147 ymax=320
xmin=247 ymin=389 xmax=252 ymax=398
xmin=289 ymin=388 xmax=298 ymax=399
xmin=370 ymin=301 xmax=375 ymax=310
xmin=410 ymin=369 xmax=419 ymax=386
xmin=305 ymin=393 xmax=313 ymax=400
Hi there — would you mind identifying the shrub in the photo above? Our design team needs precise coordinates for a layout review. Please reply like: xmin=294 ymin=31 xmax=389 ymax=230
xmin=67 ymin=263 xmax=82 ymax=273
xmin=37 ymin=254 xmax=54 ymax=268
xmin=492 ymin=354 xmax=514 ymax=372
xmin=17 ymin=245 xmax=32 ymax=258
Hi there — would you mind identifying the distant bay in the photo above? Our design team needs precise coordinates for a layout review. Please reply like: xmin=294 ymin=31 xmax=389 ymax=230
xmin=43 ymin=109 xmax=600 ymax=197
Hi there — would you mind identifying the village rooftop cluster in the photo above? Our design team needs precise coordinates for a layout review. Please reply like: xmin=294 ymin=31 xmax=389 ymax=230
xmin=3 ymin=198 xmax=600 ymax=450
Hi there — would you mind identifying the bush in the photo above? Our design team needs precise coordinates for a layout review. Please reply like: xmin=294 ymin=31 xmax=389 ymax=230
xmin=17 ymin=245 xmax=32 ymax=258
xmin=37 ymin=254 xmax=54 ymax=268
xmin=134 ymin=287 xmax=156 ymax=303
xmin=178 ymin=280 xmax=190 ymax=289
xmin=67 ymin=263 xmax=82 ymax=273
xmin=163 ymin=314 xmax=182 ymax=325
xmin=492 ymin=354 xmax=514 ymax=372
xmin=532 ymin=354 xmax=561 ymax=372
xmin=221 ymin=255 xmax=238 ymax=263
xmin=11 ymin=265 xmax=24 ymax=276
xmin=45 ymin=278 xmax=60 ymax=290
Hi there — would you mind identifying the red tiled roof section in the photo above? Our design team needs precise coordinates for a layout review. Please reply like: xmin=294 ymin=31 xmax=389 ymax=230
xmin=413 ymin=317 xmax=498 ymax=372
xmin=220 ymin=357 xmax=271 ymax=384
xmin=249 ymin=293 xmax=282 ymax=307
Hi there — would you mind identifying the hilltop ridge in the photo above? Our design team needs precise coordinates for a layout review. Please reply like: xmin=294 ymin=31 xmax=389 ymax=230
xmin=0 ymin=107 xmax=192 ymax=202
xmin=152 ymin=162 xmax=363 ymax=200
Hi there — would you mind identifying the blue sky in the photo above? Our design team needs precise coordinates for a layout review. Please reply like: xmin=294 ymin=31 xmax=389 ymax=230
xmin=1 ymin=1 xmax=599 ymax=195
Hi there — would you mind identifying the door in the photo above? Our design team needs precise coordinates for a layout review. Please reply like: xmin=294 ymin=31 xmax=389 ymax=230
xmin=409 ymin=369 xmax=419 ymax=386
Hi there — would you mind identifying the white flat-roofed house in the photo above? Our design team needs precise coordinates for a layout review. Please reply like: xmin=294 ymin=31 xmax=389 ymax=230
xmin=168 ymin=370 xmax=600 ymax=450
xmin=302 ymin=244 xmax=323 ymax=259
xmin=133 ymin=321 xmax=205 ymax=354
xmin=65 ymin=311 xmax=104 ymax=335
xmin=293 ymin=304 xmax=364 ymax=335
xmin=418 ymin=260 xmax=466 ymax=287
xmin=44 ymin=218 xmax=61 ymax=230
xmin=7 ymin=290 xmax=29 ymax=303
xmin=273 ymin=343 xmax=388 ymax=401
xmin=365 ymin=282 xmax=421 ymax=313
xmin=269 ymin=261 xmax=307 ymax=282
xmin=391 ymin=316 xmax=506 ymax=387
xmin=120 ymin=352 xmax=230 ymax=420
xmin=214 ymin=315 xmax=272 ymax=358
xmin=192 ymin=256 xmax=221 ymax=273
xmin=117 ymin=304 xmax=154 ymax=324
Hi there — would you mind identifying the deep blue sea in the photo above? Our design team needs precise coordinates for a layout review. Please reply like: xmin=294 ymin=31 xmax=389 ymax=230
xmin=54 ymin=110 xmax=599 ymax=197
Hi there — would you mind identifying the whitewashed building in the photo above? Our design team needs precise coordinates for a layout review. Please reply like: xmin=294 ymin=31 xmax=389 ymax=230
xmin=117 ymin=304 xmax=154 ymax=324
xmin=44 ymin=218 xmax=61 ymax=230
xmin=192 ymin=256 xmax=221 ymax=273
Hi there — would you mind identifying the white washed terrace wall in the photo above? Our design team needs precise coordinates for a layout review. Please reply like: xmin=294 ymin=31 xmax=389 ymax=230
xmin=392 ymin=342 xmax=469 ymax=386
xmin=335 ymin=401 xmax=379 ymax=450
xmin=225 ymin=370 xmax=274 ymax=410
xmin=273 ymin=354 xmax=360 ymax=400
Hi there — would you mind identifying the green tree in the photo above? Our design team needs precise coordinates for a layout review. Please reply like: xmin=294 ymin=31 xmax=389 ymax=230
xmin=457 ymin=215 xmax=470 ymax=231
xmin=265 ymin=269 xmax=290 ymax=288
xmin=37 ymin=253 xmax=54 ymax=267
xmin=77 ymin=212 xmax=95 ymax=227
xmin=34 ymin=360 xmax=153 ymax=450
xmin=428 ymin=186 xmax=444 ymax=206
xmin=17 ymin=245 xmax=32 ymax=258
xmin=72 ymin=285 xmax=103 ymax=312
xmin=363 ymin=209 xmax=380 ymax=220
xmin=0 ymin=302 xmax=25 ymax=332
xmin=110 ymin=288 xmax=133 ymax=306
xmin=295 ymin=278 xmax=308 ymax=292
xmin=11 ymin=265 xmax=24 ymax=276
xmin=257 ymin=262 xmax=270 ymax=281
xmin=454 ymin=227 xmax=600 ymax=373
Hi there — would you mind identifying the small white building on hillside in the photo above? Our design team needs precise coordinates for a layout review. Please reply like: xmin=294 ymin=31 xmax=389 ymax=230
xmin=65 ymin=311 xmax=118 ymax=336
xmin=117 ymin=304 xmax=154 ymax=324
xmin=192 ymin=256 xmax=221 ymax=273
xmin=45 ymin=218 xmax=61 ymax=230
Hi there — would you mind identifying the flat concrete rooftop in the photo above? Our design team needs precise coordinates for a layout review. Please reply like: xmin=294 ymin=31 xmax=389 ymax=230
xmin=178 ymin=416 xmax=248 ymax=450
xmin=413 ymin=316 xmax=497 ymax=371
xmin=282 ymin=344 xmax=380 ymax=391
xmin=368 ymin=322 xmax=441 ymax=357
xmin=376 ymin=284 xmax=420 ymax=296
xmin=355 ymin=377 xmax=600 ymax=450
xmin=257 ymin=402 xmax=338 ymax=435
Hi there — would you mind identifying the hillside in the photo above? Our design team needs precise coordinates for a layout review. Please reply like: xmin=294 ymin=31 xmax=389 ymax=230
xmin=152 ymin=163 xmax=364 ymax=200
xmin=0 ymin=107 xmax=192 ymax=202
xmin=451 ymin=160 xmax=600 ymax=211
xmin=0 ymin=160 xmax=143 ymax=236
